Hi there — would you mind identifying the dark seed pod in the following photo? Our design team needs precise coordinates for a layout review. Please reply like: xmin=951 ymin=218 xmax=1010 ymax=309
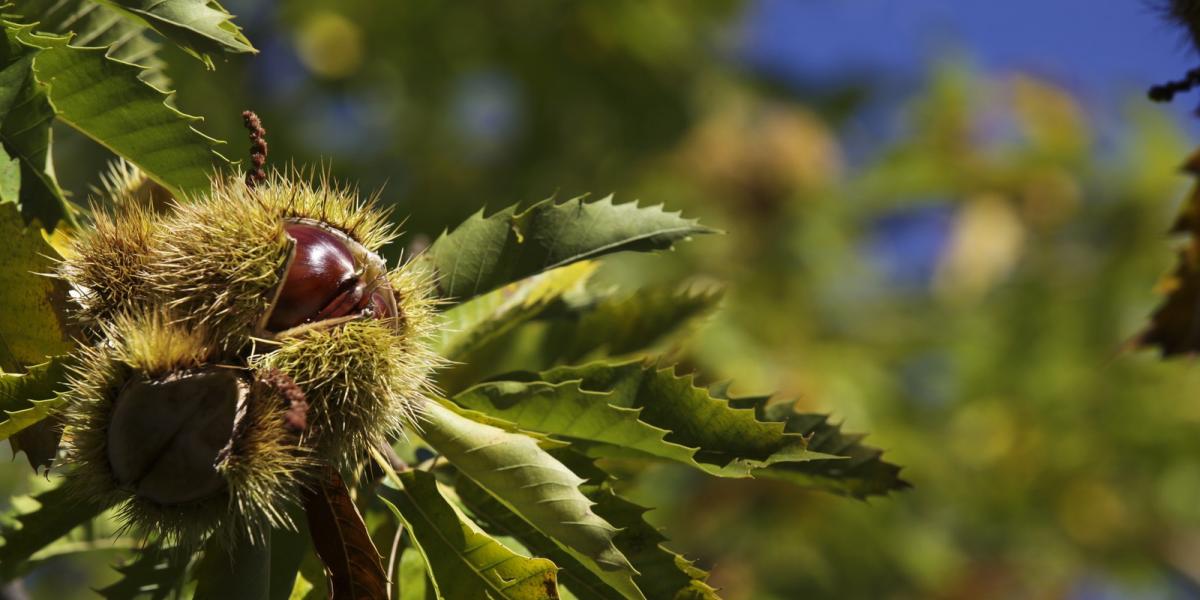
xmin=107 ymin=368 xmax=245 ymax=506
xmin=61 ymin=313 xmax=312 ymax=546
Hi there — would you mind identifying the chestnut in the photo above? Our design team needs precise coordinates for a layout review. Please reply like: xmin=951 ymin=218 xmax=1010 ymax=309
xmin=265 ymin=221 xmax=396 ymax=332
xmin=107 ymin=368 xmax=245 ymax=506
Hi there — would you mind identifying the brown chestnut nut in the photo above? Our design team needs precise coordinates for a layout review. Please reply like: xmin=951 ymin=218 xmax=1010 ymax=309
xmin=107 ymin=368 xmax=244 ymax=506
xmin=265 ymin=221 xmax=396 ymax=332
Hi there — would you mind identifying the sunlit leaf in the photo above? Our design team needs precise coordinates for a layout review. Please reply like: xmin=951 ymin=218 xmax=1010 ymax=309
xmin=419 ymin=195 xmax=715 ymax=304
xmin=379 ymin=469 xmax=560 ymax=600
xmin=12 ymin=24 xmax=224 ymax=198
xmin=436 ymin=262 xmax=598 ymax=363
xmin=0 ymin=27 xmax=71 ymax=229
xmin=457 ymin=361 xmax=834 ymax=478
xmin=0 ymin=144 xmax=18 ymax=203
xmin=0 ymin=203 xmax=74 ymax=371
xmin=726 ymin=392 xmax=911 ymax=498
xmin=533 ymin=283 xmax=723 ymax=366
xmin=0 ymin=356 xmax=68 ymax=442
xmin=13 ymin=0 xmax=170 ymax=89
xmin=398 ymin=546 xmax=438 ymax=600
xmin=418 ymin=401 xmax=636 ymax=584
xmin=1141 ymin=150 xmax=1200 ymax=356
xmin=93 ymin=0 xmax=255 ymax=65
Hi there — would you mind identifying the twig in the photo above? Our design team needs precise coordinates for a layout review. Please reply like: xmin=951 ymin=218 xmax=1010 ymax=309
xmin=385 ymin=523 xmax=405 ymax=599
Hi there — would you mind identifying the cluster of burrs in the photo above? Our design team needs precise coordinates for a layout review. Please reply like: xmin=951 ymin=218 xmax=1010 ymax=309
xmin=55 ymin=121 xmax=438 ymax=545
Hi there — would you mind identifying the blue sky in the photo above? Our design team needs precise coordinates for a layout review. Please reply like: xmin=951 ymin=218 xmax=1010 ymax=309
xmin=740 ymin=0 xmax=1199 ymax=117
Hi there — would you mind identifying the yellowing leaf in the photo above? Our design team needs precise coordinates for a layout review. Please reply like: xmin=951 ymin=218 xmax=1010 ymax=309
xmin=0 ymin=203 xmax=73 ymax=371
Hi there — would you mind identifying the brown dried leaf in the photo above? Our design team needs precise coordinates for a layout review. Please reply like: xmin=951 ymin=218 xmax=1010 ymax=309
xmin=303 ymin=466 xmax=388 ymax=600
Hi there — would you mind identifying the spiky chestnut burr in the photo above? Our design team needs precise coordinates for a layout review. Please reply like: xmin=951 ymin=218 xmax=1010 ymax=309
xmin=253 ymin=269 xmax=439 ymax=470
xmin=145 ymin=170 xmax=400 ymax=348
xmin=61 ymin=313 xmax=312 ymax=545
xmin=58 ymin=162 xmax=169 ymax=330
xmin=59 ymin=167 xmax=440 ymax=544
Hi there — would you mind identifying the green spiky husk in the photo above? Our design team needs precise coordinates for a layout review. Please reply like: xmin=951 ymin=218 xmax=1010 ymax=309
xmin=254 ymin=262 xmax=441 ymax=468
xmin=59 ymin=203 xmax=160 ymax=329
xmin=60 ymin=313 xmax=310 ymax=547
xmin=58 ymin=167 xmax=438 ymax=546
xmin=144 ymin=169 xmax=400 ymax=347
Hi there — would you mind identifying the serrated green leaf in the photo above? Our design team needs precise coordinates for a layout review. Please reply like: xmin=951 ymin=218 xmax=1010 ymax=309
xmin=534 ymin=283 xmax=722 ymax=366
xmin=0 ymin=483 xmax=106 ymax=580
xmin=452 ymin=379 xmax=698 ymax=474
xmin=458 ymin=361 xmax=834 ymax=478
xmin=589 ymin=491 xmax=715 ymax=600
xmin=93 ymin=0 xmax=254 ymax=64
xmin=437 ymin=262 xmax=598 ymax=362
xmin=96 ymin=548 xmax=187 ymax=600
xmin=0 ymin=26 xmax=71 ymax=229
xmin=458 ymin=452 xmax=718 ymax=600
xmin=378 ymin=469 xmax=560 ymax=600
xmin=436 ymin=261 xmax=598 ymax=393
xmin=13 ymin=0 xmax=170 ymax=89
xmin=13 ymin=24 xmax=224 ymax=198
xmin=454 ymin=476 xmax=643 ymax=600
xmin=725 ymin=394 xmax=911 ymax=498
xmin=419 ymin=195 xmax=715 ymax=304
xmin=0 ymin=393 xmax=64 ymax=441
xmin=0 ymin=203 xmax=74 ymax=371
xmin=436 ymin=277 xmax=719 ymax=394
xmin=0 ymin=355 xmax=69 ymax=444
xmin=418 ymin=401 xmax=637 ymax=584
xmin=550 ymin=453 xmax=718 ymax=600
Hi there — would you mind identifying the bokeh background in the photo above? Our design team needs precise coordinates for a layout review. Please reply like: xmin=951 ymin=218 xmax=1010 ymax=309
xmin=10 ymin=1 xmax=1200 ymax=598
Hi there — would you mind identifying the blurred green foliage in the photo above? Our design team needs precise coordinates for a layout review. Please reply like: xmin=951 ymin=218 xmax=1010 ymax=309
xmin=8 ymin=1 xmax=1200 ymax=598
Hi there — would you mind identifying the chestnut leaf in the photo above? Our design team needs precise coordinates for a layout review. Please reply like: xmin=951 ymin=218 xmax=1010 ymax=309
xmin=11 ymin=0 xmax=170 ymax=90
xmin=301 ymin=467 xmax=388 ymax=600
xmin=416 ymin=401 xmax=638 ymax=588
xmin=453 ymin=361 xmax=841 ymax=480
xmin=397 ymin=547 xmax=437 ymax=600
xmin=378 ymin=469 xmax=561 ymax=600
xmin=0 ymin=204 xmax=74 ymax=371
xmin=724 ymin=392 xmax=913 ymax=499
xmin=454 ymin=464 xmax=713 ymax=600
xmin=0 ymin=483 xmax=106 ymax=580
xmin=0 ymin=357 xmax=68 ymax=442
xmin=515 ymin=281 xmax=723 ymax=367
xmin=11 ymin=23 xmax=224 ymax=200
xmin=435 ymin=261 xmax=598 ymax=393
xmin=97 ymin=547 xmax=188 ymax=600
xmin=418 ymin=195 xmax=715 ymax=305
xmin=192 ymin=531 xmax=271 ymax=600
xmin=0 ymin=31 xmax=71 ymax=230
xmin=94 ymin=0 xmax=255 ymax=67
xmin=1140 ymin=149 xmax=1200 ymax=356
